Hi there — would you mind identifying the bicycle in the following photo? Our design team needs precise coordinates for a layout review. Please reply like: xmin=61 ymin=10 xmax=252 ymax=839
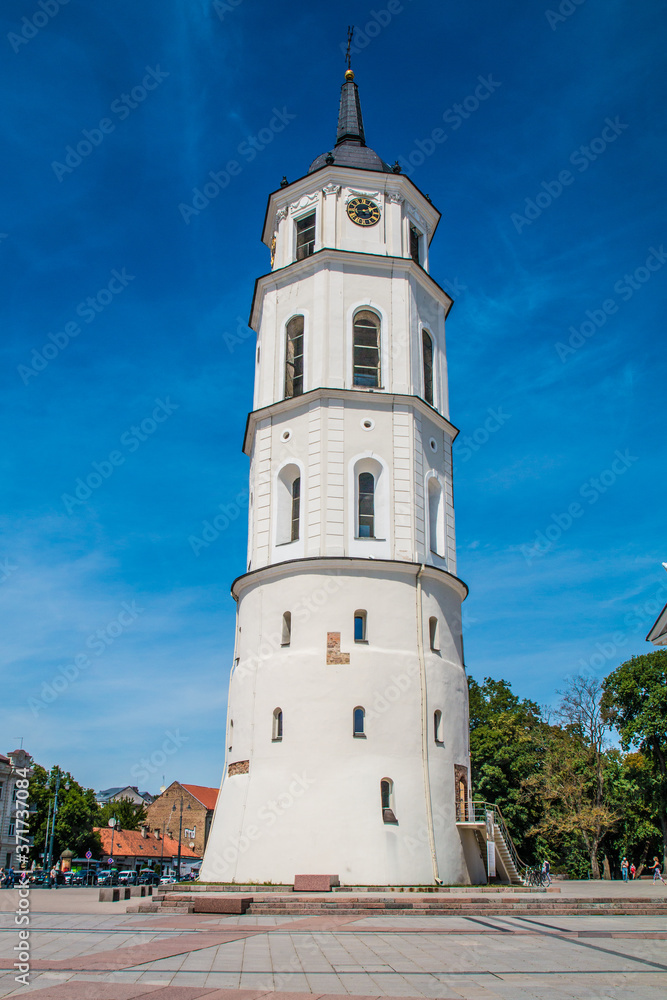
xmin=524 ymin=866 xmax=548 ymax=887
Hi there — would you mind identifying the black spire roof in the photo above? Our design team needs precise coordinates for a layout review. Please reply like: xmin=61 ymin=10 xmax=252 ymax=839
xmin=309 ymin=72 xmax=392 ymax=174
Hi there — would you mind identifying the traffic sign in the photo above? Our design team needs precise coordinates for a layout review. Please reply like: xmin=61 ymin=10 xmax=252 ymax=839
xmin=85 ymin=851 xmax=92 ymax=859
xmin=107 ymin=856 xmax=113 ymax=863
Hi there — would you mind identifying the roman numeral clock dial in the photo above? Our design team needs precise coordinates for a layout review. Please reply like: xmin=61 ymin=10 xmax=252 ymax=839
xmin=347 ymin=197 xmax=381 ymax=227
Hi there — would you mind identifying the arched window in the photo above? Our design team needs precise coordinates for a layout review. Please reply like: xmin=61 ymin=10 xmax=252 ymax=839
xmin=353 ymin=707 xmax=365 ymax=737
xmin=276 ymin=464 xmax=301 ymax=545
xmin=434 ymin=710 xmax=443 ymax=744
xmin=380 ymin=778 xmax=397 ymax=823
xmin=272 ymin=708 xmax=283 ymax=741
xmin=353 ymin=310 xmax=380 ymax=388
xmin=284 ymin=316 xmax=304 ymax=398
xmin=428 ymin=477 xmax=445 ymax=556
xmin=290 ymin=477 xmax=300 ymax=541
xmin=429 ymin=616 xmax=439 ymax=651
xmin=422 ymin=329 xmax=434 ymax=406
xmin=410 ymin=224 xmax=422 ymax=265
xmin=358 ymin=472 xmax=375 ymax=538
xmin=354 ymin=610 xmax=367 ymax=642
xmin=281 ymin=612 xmax=291 ymax=646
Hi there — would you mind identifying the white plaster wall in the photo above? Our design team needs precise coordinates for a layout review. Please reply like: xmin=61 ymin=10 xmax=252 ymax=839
xmin=246 ymin=398 xmax=456 ymax=574
xmin=201 ymin=561 xmax=470 ymax=886
xmin=253 ymin=261 xmax=450 ymax=415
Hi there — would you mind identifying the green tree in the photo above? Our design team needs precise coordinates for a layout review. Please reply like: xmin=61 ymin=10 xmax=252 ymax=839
xmin=97 ymin=798 xmax=147 ymax=830
xmin=602 ymin=649 xmax=667 ymax=868
xmin=468 ymin=675 xmax=548 ymax=860
xmin=525 ymin=677 xmax=621 ymax=878
xmin=28 ymin=765 xmax=102 ymax=867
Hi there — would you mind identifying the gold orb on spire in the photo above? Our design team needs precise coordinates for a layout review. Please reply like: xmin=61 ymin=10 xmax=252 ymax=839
xmin=345 ymin=69 xmax=354 ymax=81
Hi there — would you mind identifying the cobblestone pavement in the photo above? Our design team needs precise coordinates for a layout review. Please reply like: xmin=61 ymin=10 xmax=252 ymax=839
xmin=0 ymin=889 xmax=666 ymax=999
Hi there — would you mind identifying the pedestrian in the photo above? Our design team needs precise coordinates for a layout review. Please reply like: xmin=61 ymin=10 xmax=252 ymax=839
xmin=630 ymin=862 xmax=636 ymax=879
xmin=5 ymin=867 xmax=14 ymax=888
xmin=542 ymin=859 xmax=551 ymax=886
xmin=648 ymin=857 xmax=666 ymax=885
xmin=620 ymin=856 xmax=629 ymax=882
xmin=0 ymin=868 xmax=4 ymax=888
xmin=50 ymin=865 xmax=58 ymax=889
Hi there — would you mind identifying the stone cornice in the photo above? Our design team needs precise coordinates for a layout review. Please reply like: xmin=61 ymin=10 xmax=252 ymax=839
xmin=231 ymin=556 xmax=468 ymax=603
xmin=241 ymin=387 xmax=459 ymax=456
xmin=248 ymin=247 xmax=454 ymax=330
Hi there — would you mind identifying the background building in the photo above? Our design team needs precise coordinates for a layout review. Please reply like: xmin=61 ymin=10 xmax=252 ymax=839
xmin=0 ymin=748 xmax=33 ymax=870
xmin=96 ymin=786 xmax=153 ymax=807
xmin=94 ymin=825 xmax=199 ymax=873
xmin=146 ymin=782 xmax=218 ymax=858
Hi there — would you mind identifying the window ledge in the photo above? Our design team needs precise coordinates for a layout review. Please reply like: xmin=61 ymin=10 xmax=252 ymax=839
xmin=280 ymin=642 xmax=290 ymax=648
xmin=382 ymin=808 xmax=398 ymax=824
xmin=354 ymin=639 xmax=369 ymax=645
xmin=276 ymin=540 xmax=299 ymax=548
xmin=353 ymin=733 xmax=367 ymax=739
xmin=435 ymin=740 xmax=444 ymax=747
xmin=354 ymin=537 xmax=386 ymax=542
xmin=271 ymin=738 xmax=283 ymax=743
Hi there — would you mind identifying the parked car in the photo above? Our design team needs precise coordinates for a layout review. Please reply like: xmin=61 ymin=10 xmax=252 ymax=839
xmin=117 ymin=870 xmax=138 ymax=885
xmin=138 ymin=869 xmax=160 ymax=885
xmin=80 ymin=869 xmax=98 ymax=885
xmin=97 ymin=869 xmax=119 ymax=886
xmin=159 ymin=876 xmax=175 ymax=884
xmin=29 ymin=869 xmax=47 ymax=885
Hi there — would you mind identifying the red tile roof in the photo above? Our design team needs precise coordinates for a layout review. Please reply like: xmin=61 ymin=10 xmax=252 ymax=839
xmin=94 ymin=828 xmax=200 ymax=860
xmin=181 ymin=784 xmax=218 ymax=811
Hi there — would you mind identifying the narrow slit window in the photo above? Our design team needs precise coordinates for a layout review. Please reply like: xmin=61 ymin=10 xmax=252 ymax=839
xmin=381 ymin=778 xmax=397 ymax=823
xmin=410 ymin=225 xmax=422 ymax=265
xmin=291 ymin=477 xmax=300 ymax=541
xmin=353 ymin=310 xmax=380 ymax=388
xmin=295 ymin=213 xmax=316 ymax=260
xmin=354 ymin=610 xmax=367 ymax=642
xmin=281 ymin=612 xmax=291 ymax=646
xmin=358 ymin=473 xmax=375 ymax=538
xmin=284 ymin=316 xmax=304 ymax=398
xmin=422 ymin=329 xmax=433 ymax=406
xmin=428 ymin=478 xmax=444 ymax=556
xmin=434 ymin=710 xmax=443 ymax=744
xmin=429 ymin=616 xmax=439 ymax=651
xmin=353 ymin=707 xmax=365 ymax=737
xmin=272 ymin=708 xmax=283 ymax=741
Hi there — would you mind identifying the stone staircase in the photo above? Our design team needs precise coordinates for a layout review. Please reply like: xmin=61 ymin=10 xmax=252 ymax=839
xmin=134 ymin=889 xmax=667 ymax=917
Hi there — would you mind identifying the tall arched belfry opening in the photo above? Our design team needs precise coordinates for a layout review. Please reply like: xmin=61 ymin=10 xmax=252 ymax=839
xmin=201 ymin=70 xmax=483 ymax=886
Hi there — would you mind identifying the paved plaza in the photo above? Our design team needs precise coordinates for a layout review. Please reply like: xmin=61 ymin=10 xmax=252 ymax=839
xmin=1 ymin=885 xmax=666 ymax=1000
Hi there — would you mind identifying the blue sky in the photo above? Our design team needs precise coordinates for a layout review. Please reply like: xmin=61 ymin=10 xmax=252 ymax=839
xmin=1 ymin=0 xmax=665 ymax=794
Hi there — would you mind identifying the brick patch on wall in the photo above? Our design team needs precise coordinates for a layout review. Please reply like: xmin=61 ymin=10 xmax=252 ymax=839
xmin=228 ymin=760 xmax=250 ymax=776
xmin=326 ymin=632 xmax=350 ymax=665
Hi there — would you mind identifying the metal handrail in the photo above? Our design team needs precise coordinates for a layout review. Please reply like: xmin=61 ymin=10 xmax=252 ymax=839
xmin=457 ymin=800 xmax=528 ymax=880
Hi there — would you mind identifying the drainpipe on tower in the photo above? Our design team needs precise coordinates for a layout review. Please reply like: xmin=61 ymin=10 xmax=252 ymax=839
xmin=416 ymin=563 xmax=443 ymax=885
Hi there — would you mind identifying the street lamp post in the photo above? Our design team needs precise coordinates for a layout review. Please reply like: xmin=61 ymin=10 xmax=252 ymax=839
xmin=108 ymin=816 xmax=119 ymax=867
xmin=45 ymin=769 xmax=70 ymax=885
xmin=172 ymin=797 xmax=191 ymax=881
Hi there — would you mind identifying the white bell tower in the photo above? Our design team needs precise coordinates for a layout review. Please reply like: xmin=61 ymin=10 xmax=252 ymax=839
xmin=201 ymin=70 xmax=481 ymax=886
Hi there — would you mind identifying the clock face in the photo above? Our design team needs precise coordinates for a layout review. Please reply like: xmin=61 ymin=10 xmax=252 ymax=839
xmin=347 ymin=197 xmax=381 ymax=227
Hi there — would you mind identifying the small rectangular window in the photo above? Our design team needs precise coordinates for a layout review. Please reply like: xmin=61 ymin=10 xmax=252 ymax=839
xmin=410 ymin=225 xmax=421 ymax=265
xmin=8 ymin=822 xmax=15 ymax=836
xmin=296 ymin=213 xmax=316 ymax=260
xmin=281 ymin=612 xmax=292 ymax=646
xmin=354 ymin=611 xmax=367 ymax=642
xmin=429 ymin=616 xmax=439 ymax=651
